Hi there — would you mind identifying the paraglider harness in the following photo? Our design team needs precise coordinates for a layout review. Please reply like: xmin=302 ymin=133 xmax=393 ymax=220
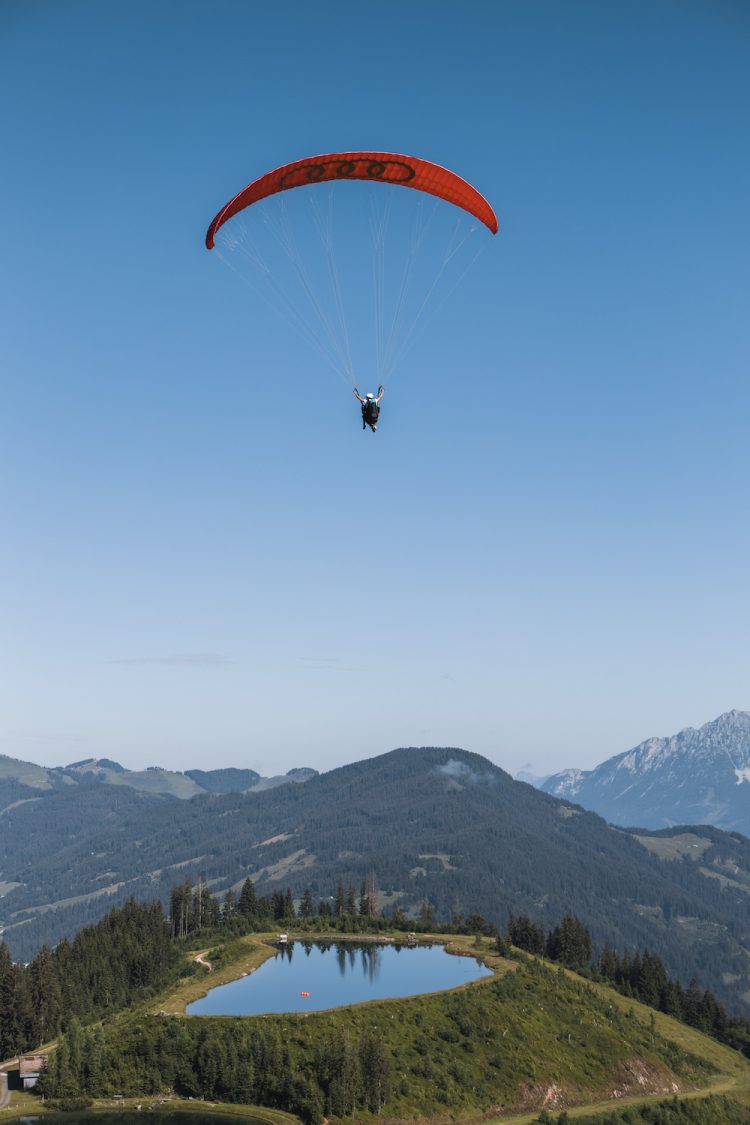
xmin=362 ymin=398 xmax=380 ymax=429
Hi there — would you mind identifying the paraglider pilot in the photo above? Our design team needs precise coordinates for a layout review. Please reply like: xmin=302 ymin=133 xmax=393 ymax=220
xmin=354 ymin=386 xmax=384 ymax=432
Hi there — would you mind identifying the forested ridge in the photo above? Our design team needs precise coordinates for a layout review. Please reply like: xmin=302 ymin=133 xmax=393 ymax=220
xmin=3 ymin=747 xmax=750 ymax=1015
xmin=0 ymin=900 xmax=179 ymax=1059
xmin=5 ymin=876 xmax=750 ymax=1123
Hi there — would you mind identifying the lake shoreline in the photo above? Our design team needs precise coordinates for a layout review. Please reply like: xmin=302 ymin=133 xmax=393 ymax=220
xmin=155 ymin=931 xmax=494 ymax=1016
xmin=185 ymin=935 xmax=493 ymax=1017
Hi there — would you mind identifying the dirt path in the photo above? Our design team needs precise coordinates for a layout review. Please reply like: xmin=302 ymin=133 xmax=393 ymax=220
xmin=193 ymin=950 xmax=212 ymax=970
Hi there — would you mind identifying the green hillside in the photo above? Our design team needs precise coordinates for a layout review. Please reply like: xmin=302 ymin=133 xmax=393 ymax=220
xmin=34 ymin=937 xmax=750 ymax=1124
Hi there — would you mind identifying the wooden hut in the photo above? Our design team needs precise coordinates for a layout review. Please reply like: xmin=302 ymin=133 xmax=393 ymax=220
xmin=19 ymin=1055 xmax=45 ymax=1090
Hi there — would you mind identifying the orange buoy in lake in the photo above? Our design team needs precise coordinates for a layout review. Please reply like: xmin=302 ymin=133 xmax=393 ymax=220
xmin=299 ymin=991 xmax=310 ymax=997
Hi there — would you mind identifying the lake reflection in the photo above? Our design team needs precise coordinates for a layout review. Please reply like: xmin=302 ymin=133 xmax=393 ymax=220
xmin=187 ymin=940 xmax=492 ymax=1015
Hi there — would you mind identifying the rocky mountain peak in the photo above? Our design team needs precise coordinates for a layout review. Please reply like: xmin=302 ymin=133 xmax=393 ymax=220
xmin=542 ymin=711 xmax=750 ymax=835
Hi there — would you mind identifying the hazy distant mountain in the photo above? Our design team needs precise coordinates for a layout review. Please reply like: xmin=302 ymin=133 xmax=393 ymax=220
xmin=0 ymin=754 xmax=317 ymax=801
xmin=541 ymin=711 xmax=750 ymax=835
xmin=4 ymin=744 xmax=750 ymax=1016
xmin=184 ymin=768 xmax=262 ymax=794
xmin=248 ymin=767 xmax=319 ymax=792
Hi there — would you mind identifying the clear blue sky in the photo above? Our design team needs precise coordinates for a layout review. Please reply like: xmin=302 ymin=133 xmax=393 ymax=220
xmin=2 ymin=0 xmax=749 ymax=778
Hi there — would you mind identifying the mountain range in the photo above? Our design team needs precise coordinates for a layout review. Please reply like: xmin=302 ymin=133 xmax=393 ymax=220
xmin=3 ymin=743 xmax=750 ymax=1016
xmin=542 ymin=710 xmax=750 ymax=836
xmin=0 ymin=753 xmax=317 ymax=799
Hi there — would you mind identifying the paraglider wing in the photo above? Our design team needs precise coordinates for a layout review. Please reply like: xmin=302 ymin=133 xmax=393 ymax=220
xmin=205 ymin=151 xmax=498 ymax=248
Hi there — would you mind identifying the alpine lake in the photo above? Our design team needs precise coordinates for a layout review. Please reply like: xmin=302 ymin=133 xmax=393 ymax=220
xmin=187 ymin=939 xmax=493 ymax=1016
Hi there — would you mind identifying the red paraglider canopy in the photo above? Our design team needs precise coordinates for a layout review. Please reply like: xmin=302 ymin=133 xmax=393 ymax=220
xmin=205 ymin=151 xmax=498 ymax=248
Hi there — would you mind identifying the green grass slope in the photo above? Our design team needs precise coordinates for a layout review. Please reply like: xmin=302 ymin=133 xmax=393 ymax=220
xmin=523 ymin=1094 xmax=750 ymax=1123
xmin=62 ymin=939 xmax=749 ymax=1124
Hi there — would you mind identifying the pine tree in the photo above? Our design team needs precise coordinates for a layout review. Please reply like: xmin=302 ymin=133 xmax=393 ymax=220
xmin=37 ymin=1045 xmax=60 ymax=1098
xmin=189 ymin=878 xmax=204 ymax=933
xmin=325 ymin=1031 xmax=359 ymax=1116
xmin=418 ymin=899 xmax=435 ymax=929
xmin=359 ymin=1029 xmax=390 ymax=1113
xmin=466 ymin=912 xmax=488 ymax=935
xmin=83 ymin=1024 xmax=106 ymax=1093
xmin=0 ymin=944 xmax=27 ymax=1058
xmin=222 ymin=888 xmax=237 ymax=922
xmin=390 ymin=902 xmax=405 ymax=927
xmin=28 ymin=945 xmax=62 ymax=1045
xmin=546 ymin=914 xmax=591 ymax=971
xmin=594 ymin=944 xmax=620 ymax=982
xmin=238 ymin=877 xmax=258 ymax=918
xmin=507 ymin=914 xmax=545 ymax=955
xmin=170 ymin=880 xmax=192 ymax=938
xmin=205 ymin=890 xmax=221 ymax=928
xmin=300 ymin=887 xmax=315 ymax=918
xmin=365 ymin=871 xmax=379 ymax=917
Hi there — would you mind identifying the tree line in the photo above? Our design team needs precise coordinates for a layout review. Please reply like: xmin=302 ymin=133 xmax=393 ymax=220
xmin=37 ymin=1016 xmax=389 ymax=1122
xmin=0 ymin=899 xmax=179 ymax=1059
xmin=169 ymin=874 xmax=406 ymax=938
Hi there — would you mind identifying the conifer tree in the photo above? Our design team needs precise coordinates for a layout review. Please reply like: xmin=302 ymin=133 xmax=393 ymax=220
xmin=545 ymin=913 xmax=591 ymax=971
xmin=238 ymin=877 xmax=257 ymax=918
xmin=359 ymin=1029 xmax=390 ymax=1113
xmin=418 ymin=899 xmax=435 ymax=929
xmin=507 ymin=914 xmax=545 ymax=955
xmin=390 ymin=902 xmax=405 ymax=927
xmin=169 ymin=880 xmax=192 ymax=938
xmin=0 ymin=944 xmax=27 ymax=1058
xmin=223 ymin=888 xmax=237 ymax=922
xmin=325 ymin=1030 xmax=359 ymax=1116
xmin=28 ymin=944 xmax=62 ymax=1045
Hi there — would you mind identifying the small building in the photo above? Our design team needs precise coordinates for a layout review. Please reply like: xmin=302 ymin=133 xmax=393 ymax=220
xmin=277 ymin=932 xmax=289 ymax=944
xmin=20 ymin=1055 xmax=46 ymax=1090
